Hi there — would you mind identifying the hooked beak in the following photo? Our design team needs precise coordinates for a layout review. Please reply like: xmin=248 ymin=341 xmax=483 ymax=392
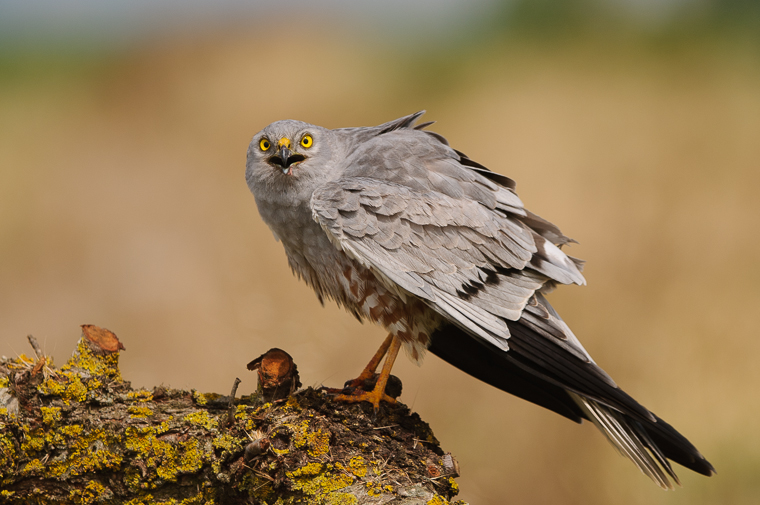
xmin=269 ymin=144 xmax=306 ymax=175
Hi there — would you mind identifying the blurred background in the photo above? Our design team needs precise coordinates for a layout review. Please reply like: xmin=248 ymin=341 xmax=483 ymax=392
xmin=1 ymin=0 xmax=759 ymax=503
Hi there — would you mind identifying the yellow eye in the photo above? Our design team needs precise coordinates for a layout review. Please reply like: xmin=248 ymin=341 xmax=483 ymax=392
xmin=259 ymin=138 xmax=271 ymax=151
xmin=300 ymin=134 xmax=313 ymax=148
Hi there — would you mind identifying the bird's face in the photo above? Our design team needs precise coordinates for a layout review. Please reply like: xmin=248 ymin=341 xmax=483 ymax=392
xmin=246 ymin=119 xmax=336 ymax=204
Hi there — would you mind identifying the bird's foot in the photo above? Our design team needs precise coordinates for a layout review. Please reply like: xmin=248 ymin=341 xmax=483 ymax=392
xmin=333 ymin=389 xmax=397 ymax=412
xmin=321 ymin=373 xmax=403 ymax=412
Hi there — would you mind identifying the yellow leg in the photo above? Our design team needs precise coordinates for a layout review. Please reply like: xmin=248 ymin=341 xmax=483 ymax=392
xmin=346 ymin=333 xmax=394 ymax=386
xmin=333 ymin=335 xmax=402 ymax=411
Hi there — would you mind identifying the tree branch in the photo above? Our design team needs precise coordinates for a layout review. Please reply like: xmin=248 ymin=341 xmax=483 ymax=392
xmin=0 ymin=326 xmax=463 ymax=504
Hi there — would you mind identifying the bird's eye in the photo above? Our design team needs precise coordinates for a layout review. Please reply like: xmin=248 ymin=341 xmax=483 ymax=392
xmin=300 ymin=135 xmax=313 ymax=148
xmin=259 ymin=138 xmax=271 ymax=151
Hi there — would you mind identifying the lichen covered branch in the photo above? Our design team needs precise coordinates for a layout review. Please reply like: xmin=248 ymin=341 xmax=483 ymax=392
xmin=0 ymin=326 xmax=463 ymax=504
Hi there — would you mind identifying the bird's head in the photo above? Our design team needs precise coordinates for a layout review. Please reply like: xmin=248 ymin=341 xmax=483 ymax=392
xmin=246 ymin=119 xmax=338 ymax=203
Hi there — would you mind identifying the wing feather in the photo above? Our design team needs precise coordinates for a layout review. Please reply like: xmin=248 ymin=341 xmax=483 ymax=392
xmin=312 ymin=175 xmax=584 ymax=349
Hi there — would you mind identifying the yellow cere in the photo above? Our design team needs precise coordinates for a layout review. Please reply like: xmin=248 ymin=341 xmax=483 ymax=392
xmin=300 ymin=134 xmax=313 ymax=148
xmin=259 ymin=138 xmax=271 ymax=151
xmin=278 ymin=137 xmax=291 ymax=148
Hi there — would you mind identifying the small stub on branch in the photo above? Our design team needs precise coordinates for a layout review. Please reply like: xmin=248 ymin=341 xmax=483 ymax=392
xmin=81 ymin=324 xmax=125 ymax=354
xmin=247 ymin=348 xmax=301 ymax=401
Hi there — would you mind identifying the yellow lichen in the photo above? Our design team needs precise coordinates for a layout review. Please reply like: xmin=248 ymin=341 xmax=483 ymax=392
xmin=287 ymin=462 xmax=355 ymax=502
xmin=46 ymin=426 xmax=123 ymax=478
xmin=128 ymin=406 xmax=154 ymax=418
xmin=0 ymin=490 xmax=15 ymax=498
xmin=38 ymin=371 xmax=88 ymax=404
xmin=426 ymin=496 xmax=448 ymax=505
xmin=0 ymin=377 xmax=9 ymax=388
xmin=63 ymin=339 xmax=122 ymax=381
xmin=183 ymin=410 xmax=216 ymax=430
xmin=306 ymin=430 xmax=330 ymax=457
xmin=20 ymin=425 xmax=45 ymax=453
xmin=288 ymin=419 xmax=331 ymax=458
xmin=283 ymin=395 xmax=301 ymax=411
xmin=365 ymin=481 xmax=386 ymax=497
xmin=127 ymin=390 xmax=154 ymax=402
xmin=124 ymin=426 xmax=207 ymax=489
xmin=212 ymin=433 xmax=240 ymax=454
xmin=5 ymin=354 xmax=35 ymax=370
xmin=69 ymin=480 xmax=110 ymax=505
xmin=0 ymin=434 xmax=16 ymax=478
xmin=40 ymin=406 xmax=62 ymax=425
xmin=121 ymin=492 xmax=211 ymax=505
xmin=287 ymin=462 xmax=325 ymax=478
xmin=347 ymin=456 xmax=367 ymax=477
xmin=191 ymin=390 xmax=223 ymax=406
xmin=21 ymin=458 xmax=45 ymax=476
xmin=233 ymin=405 xmax=248 ymax=420
xmin=34 ymin=337 xmax=121 ymax=404
xmin=448 ymin=477 xmax=459 ymax=493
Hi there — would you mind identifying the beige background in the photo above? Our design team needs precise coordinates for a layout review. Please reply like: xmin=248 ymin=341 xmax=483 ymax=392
xmin=1 ymin=18 xmax=759 ymax=505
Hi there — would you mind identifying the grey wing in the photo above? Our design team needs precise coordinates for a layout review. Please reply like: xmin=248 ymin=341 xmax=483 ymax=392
xmin=310 ymin=175 xmax=585 ymax=353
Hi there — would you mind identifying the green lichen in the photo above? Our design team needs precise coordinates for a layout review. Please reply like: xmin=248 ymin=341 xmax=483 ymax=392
xmin=183 ymin=410 xmax=216 ymax=430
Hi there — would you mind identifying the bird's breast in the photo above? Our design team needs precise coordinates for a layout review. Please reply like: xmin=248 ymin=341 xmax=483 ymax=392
xmin=256 ymin=195 xmax=440 ymax=363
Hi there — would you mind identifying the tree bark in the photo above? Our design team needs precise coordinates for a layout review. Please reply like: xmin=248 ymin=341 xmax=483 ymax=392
xmin=0 ymin=326 xmax=464 ymax=504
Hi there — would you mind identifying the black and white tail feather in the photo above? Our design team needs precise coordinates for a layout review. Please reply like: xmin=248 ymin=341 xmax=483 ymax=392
xmin=571 ymin=394 xmax=679 ymax=489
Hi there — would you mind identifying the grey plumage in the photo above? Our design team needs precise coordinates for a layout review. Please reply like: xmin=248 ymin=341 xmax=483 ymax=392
xmin=245 ymin=111 xmax=715 ymax=488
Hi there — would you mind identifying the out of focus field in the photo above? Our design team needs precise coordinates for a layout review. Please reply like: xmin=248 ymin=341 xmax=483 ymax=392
xmin=1 ymin=3 xmax=759 ymax=503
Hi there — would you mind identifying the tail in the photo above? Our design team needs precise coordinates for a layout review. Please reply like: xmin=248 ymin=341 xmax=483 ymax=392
xmin=570 ymin=394 xmax=714 ymax=489
xmin=428 ymin=323 xmax=715 ymax=488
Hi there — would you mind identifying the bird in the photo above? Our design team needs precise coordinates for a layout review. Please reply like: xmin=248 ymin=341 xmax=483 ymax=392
xmin=244 ymin=111 xmax=715 ymax=489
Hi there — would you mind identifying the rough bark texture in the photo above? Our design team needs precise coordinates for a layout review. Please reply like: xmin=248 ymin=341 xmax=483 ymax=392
xmin=0 ymin=326 xmax=464 ymax=504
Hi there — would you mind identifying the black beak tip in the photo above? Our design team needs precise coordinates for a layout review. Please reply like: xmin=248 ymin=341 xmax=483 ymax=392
xmin=268 ymin=148 xmax=306 ymax=171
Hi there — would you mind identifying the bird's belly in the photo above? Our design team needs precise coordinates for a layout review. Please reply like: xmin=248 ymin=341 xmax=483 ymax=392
xmin=333 ymin=258 xmax=441 ymax=363
xmin=283 ymin=224 xmax=439 ymax=362
xmin=258 ymin=198 xmax=440 ymax=362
